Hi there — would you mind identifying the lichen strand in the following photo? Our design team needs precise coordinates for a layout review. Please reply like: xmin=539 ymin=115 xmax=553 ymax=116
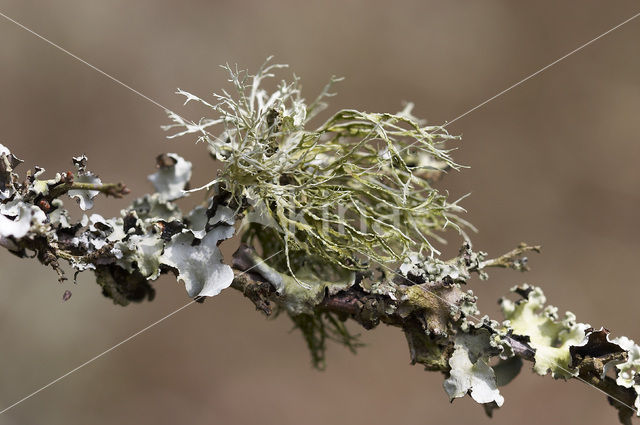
xmin=164 ymin=58 xmax=470 ymax=280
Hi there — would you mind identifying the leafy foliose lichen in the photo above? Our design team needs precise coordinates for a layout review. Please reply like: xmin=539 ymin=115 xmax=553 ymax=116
xmin=0 ymin=144 xmax=236 ymax=304
xmin=444 ymin=331 xmax=505 ymax=406
xmin=148 ymin=153 xmax=193 ymax=201
xmin=610 ymin=336 xmax=640 ymax=415
xmin=500 ymin=284 xmax=590 ymax=379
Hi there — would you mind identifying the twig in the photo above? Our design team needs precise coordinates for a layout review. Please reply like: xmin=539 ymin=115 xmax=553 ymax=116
xmin=479 ymin=242 xmax=541 ymax=271
xmin=47 ymin=181 xmax=130 ymax=201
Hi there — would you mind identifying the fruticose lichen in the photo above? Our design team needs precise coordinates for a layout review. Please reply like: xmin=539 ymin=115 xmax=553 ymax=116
xmin=1 ymin=60 xmax=638 ymax=423
xmin=163 ymin=58 xmax=471 ymax=280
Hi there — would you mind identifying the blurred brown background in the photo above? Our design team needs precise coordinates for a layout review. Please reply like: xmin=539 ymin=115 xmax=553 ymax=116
xmin=1 ymin=1 xmax=639 ymax=424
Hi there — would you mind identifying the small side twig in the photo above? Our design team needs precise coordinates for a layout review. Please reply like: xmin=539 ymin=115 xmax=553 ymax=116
xmin=47 ymin=181 xmax=130 ymax=201
xmin=478 ymin=242 xmax=541 ymax=271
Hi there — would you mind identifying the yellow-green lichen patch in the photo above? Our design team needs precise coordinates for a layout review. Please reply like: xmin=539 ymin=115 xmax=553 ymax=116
xmin=500 ymin=285 xmax=589 ymax=379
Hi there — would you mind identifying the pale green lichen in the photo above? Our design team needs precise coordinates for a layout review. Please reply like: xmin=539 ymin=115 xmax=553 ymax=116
xmin=164 ymin=58 xmax=469 ymax=283
xmin=160 ymin=225 xmax=235 ymax=297
xmin=114 ymin=233 xmax=164 ymax=280
xmin=148 ymin=153 xmax=193 ymax=201
xmin=68 ymin=156 xmax=102 ymax=211
xmin=444 ymin=332 xmax=505 ymax=406
xmin=238 ymin=248 xmax=354 ymax=315
xmin=500 ymin=285 xmax=590 ymax=379
xmin=611 ymin=336 xmax=640 ymax=413
xmin=290 ymin=311 xmax=363 ymax=370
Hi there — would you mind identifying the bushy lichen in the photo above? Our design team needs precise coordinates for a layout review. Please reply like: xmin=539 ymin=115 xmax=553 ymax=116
xmin=164 ymin=58 xmax=470 ymax=282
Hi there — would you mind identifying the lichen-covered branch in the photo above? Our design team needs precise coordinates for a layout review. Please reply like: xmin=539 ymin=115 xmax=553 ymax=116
xmin=47 ymin=180 xmax=130 ymax=202
xmin=1 ymin=60 xmax=639 ymax=423
xmin=477 ymin=242 xmax=541 ymax=272
xmin=231 ymin=244 xmax=639 ymax=423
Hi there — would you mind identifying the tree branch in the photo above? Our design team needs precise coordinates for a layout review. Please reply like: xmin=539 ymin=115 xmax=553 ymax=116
xmin=46 ymin=180 xmax=130 ymax=201
xmin=230 ymin=244 xmax=639 ymax=423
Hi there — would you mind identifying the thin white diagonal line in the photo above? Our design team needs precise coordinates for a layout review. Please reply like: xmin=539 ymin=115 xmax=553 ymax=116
xmin=360 ymin=10 xmax=640 ymax=206
xmin=0 ymin=249 xmax=284 ymax=415
xmin=379 ymin=10 xmax=640 ymax=166
xmin=444 ymin=10 xmax=640 ymax=128
xmin=0 ymin=9 xmax=181 ymax=117
xmin=0 ymin=300 xmax=195 ymax=415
